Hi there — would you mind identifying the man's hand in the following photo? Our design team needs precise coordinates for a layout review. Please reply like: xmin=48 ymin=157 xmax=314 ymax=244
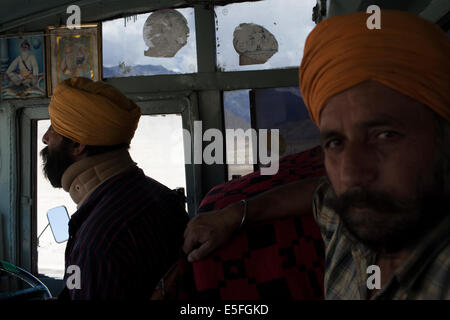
xmin=183 ymin=202 xmax=244 ymax=262
xmin=183 ymin=178 xmax=322 ymax=262
xmin=20 ymin=70 xmax=32 ymax=79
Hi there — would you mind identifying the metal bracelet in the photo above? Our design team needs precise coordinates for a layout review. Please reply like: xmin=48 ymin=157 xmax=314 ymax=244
xmin=239 ymin=199 xmax=247 ymax=230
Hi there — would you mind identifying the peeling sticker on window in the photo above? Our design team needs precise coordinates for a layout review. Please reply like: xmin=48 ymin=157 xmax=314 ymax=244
xmin=143 ymin=9 xmax=190 ymax=58
xmin=233 ymin=23 xmax=278 ymax=65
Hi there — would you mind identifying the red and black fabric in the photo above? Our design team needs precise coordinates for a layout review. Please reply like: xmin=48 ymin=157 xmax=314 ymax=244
xmin=170 ymin=146 xmax=327 ymax=300
xmin=198 ymin=145 xmax=326 ymax=213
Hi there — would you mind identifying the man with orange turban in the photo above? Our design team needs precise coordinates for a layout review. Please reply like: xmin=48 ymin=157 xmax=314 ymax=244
xmin=41 ymin=77 xmax=188 ymax=299
xmin=183 ymin=10 xmax=450 ymax=299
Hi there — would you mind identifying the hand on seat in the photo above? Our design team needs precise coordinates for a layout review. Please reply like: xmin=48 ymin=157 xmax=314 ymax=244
xmin=182 ymin=201 xmax=244 ymax=262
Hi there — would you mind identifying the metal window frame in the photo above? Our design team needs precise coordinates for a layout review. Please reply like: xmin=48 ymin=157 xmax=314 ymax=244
xmin=2 ymin=2 xmax=300 ymax=281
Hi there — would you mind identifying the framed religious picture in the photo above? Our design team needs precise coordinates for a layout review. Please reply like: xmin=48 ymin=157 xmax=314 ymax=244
xmin=0 ymin=33 xmax=46 ymax=99
xmin=46 ymin=23 xmax=102 ymax=96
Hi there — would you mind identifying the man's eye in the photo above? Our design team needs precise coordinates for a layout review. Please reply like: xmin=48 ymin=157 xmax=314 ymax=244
xmin=377 ymin=131 xmax=398 ymax=139
xmin=325 ymin=139 xmax=342 ymax=149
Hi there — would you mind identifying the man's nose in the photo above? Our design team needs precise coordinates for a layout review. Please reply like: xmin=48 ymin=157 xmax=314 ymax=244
xmin=42 ymin=129 xmax=50 ymax=145
xmin=339 ymin=142 xmax=377 ymax=190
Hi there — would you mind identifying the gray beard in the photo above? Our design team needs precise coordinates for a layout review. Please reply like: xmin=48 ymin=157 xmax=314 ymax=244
xmin=21 ymin=52 xmax=30 ymax=60
xmin=324 ymin=167 xmax=448 ymax=253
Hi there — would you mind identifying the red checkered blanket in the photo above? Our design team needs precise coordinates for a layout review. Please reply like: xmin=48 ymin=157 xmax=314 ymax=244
xmin=153 ymin=146 xmax=326 ymax=300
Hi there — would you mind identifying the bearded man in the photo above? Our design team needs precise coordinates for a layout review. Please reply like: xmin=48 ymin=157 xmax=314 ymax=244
xmin=5 ymin=39 xmax=39 ymax=88
xmin=41 ymin=77 xmax=188 ymax=299
xmin=183 ymin=10 xmax=450 ymax=299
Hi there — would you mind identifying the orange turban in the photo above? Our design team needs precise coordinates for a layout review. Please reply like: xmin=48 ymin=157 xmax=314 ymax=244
xmin=49 ymin=77 xmax=141 ymax=146
xmin=299 ymin=10 xmax=450 ymax=125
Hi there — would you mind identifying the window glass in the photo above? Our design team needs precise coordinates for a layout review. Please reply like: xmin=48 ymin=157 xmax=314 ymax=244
xmin=37 ymin=120 xmax=75 ymax=279
xmin=102 ymin=8 xmax=197 ymax=78
xmin=130 ymin=114 xmax=186 ymax=190
xmin=215 ymin=0 xmax=316 ymax=71
xmin=223 ymin=90 xmax=255 ymax=180
xmin=37 ymin=114 xmax=186 ymax=278
xmin=251 ymin=86 xmax=321 ymax=160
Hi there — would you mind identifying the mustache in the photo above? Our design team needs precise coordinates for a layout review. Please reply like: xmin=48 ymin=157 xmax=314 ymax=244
xmin=40 ymin=145 xmax=48 ymax=154
xmin=324 ymin=187 xmax=412 ymax=215
xmin=40 ymin=146 xmax=49 ymax=163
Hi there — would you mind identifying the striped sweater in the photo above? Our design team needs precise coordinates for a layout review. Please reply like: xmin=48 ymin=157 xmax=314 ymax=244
xmin=59 ymin=167 xmax=188 ymax=299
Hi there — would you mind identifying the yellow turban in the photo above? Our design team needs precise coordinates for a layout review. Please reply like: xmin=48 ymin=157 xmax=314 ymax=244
xmin=49 ymin=77 xmax=141 ymax=145
xmin=299 ymin=10 xmax=450 ymax=125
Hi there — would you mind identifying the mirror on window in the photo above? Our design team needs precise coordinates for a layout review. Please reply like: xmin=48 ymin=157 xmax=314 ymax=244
xmin=46 ymin=206 xmax=70 ymax=244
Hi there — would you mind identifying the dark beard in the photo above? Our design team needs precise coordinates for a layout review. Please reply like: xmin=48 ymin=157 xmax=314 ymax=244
xmin=323 ymin=165 xmax=448 ymax=253
xmin=40 ymin=142 xmax=74 ymax=188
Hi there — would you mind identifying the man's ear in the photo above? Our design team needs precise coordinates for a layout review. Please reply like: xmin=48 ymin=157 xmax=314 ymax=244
xmin=70 ymin=142 xmax=86 ymax=161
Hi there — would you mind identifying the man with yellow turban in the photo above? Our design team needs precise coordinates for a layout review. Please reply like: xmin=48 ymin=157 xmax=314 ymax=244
xmin=41 ymin=77 xmax=188 ymax=299
xmin=183 ymin=10 xmax=450 ymax=299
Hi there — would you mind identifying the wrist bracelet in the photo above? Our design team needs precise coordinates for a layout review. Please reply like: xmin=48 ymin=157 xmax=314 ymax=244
xmin=239 ymin=199 xmax=247 ymax=230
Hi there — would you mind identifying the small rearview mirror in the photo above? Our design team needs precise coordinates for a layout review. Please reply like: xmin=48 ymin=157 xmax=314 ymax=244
xmin=47 ymin=206 xmax=70 ymax=243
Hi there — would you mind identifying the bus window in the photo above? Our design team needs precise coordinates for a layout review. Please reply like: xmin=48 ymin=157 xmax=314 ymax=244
xmin=36 ymin=114 xmax=187 ymax=278
xmin=223 ymin=89 xmax=254 ymax=180
xmin=37 ymin=120 xmax=75 ymax=278
xmin=102 ymin=8 xmax=197 ymax=78
xmin=250 ymin=87 xmax=321 ymax=160
xmin=215 ymin=0 xmax=316 ymax=71
xmin=223 ymin=86 xmax=321 ymax=180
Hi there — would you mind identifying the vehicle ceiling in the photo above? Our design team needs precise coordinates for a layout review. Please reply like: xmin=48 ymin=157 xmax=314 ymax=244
xmin=0 ymin=0 xmax=449 ymax=34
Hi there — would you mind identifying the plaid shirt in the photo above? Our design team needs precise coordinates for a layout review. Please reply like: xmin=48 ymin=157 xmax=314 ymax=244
xmin=312 ymin=178 xmax=450 ymax=300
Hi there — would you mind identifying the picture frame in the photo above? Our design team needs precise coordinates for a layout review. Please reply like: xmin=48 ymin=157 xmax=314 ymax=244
xmin=0 ymin=32 xmax=47 ymax=99
xmin=46 ymin=23 xmax=102 ymax=96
